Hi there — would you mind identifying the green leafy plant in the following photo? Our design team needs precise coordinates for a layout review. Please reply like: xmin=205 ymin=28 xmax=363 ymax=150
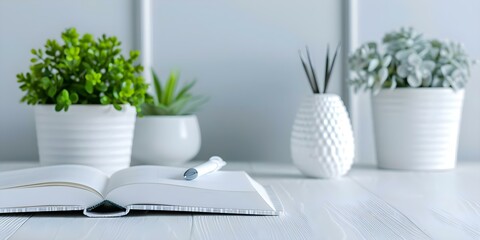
xmin=349 ymin=27 xmax=475 ymax=94
xmin=141 ymin=69 xmax=208 ymax=115
xmin=17 ymin=27 xmax=149 ymax=112
xmin=299 ymin=44 xmax=341 ymax=94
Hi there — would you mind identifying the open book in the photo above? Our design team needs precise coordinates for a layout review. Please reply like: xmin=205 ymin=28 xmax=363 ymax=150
xmin=0 ymin=165 xmax=280 ymax=217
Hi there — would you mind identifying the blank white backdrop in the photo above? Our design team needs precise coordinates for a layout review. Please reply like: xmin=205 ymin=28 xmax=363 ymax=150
xmin=151 ymin=0 xmax=344 ymax=162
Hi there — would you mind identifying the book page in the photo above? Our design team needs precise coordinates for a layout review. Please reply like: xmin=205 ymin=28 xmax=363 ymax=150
xmin=106 ymin=165 xmax=276 ymax=211
xmin=105 ymin=165 xmax=256 ymax=194
xmin=0 ymin=186 xmax=102 ymax=209
xmin=0 ymin=165 xmax=108 ymax=197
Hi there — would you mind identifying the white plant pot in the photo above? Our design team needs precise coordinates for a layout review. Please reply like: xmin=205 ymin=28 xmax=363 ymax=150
xmin=35 ymin=105 xmax=137 ymax=175
xmin=291 ymin=94 xmax=355 ymax=178
xmin=372 ymin=88 xmax=465 ymax=170
xmin=132 ymin=115 xmax=201 ymax=165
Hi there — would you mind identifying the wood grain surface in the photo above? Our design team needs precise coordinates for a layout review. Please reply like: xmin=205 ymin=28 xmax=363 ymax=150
xmin=0 ymin=161 xmax=479 ymax=239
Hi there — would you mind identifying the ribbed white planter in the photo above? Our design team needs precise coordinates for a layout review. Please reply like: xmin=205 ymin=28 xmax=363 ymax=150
xmin=132 ymin=115 xmax=201 ymax=165
xmin=35 ymin=105 xmax=136 ymax=175
xmin=372 ymin=88 xmax=465 ymax=170
xmin=291 ymin=94 xmax=355 ymax=178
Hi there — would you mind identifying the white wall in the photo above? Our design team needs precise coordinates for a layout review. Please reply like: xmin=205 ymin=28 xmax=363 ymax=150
xmin=146 ymin=0 xmax=344 ymax=162
xmin=4 ymin=0 xmax=475 ymax=164
xmin=0 ymin=0 xmax=345 ymax=162
xmin=354 ymin=0 xmax=480 ymax=163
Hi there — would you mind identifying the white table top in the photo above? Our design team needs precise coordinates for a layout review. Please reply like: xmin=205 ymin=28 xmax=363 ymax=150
xmin=1 ymin=161 xmax=479 ymax=240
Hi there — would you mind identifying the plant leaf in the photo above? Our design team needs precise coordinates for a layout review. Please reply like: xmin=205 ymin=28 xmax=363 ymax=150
xmin=306 ymin=46 xmax=320 ymax=93
xmin=55 ymin=104 xmax=63 ymax=112
xmin=324 ymin=45 xmax=330 ymax=94
xmin=299 ymin=51 xmax=316 ymax=94
xmin=47 ymin=86 xmax=57 ymax=98
xmin=325 ymin=43 xmax=341 ymax=93
xmin=100 ymin=96 xmax=110 ymax=104
xmin=179 ymin=96 xmax=209 ymax=115
xmin=155 ymin=104 xmax=173 ymax=115
xmin=368 ymin=59 xmax=379 ymax=72
xmin=176 ymin=80 xmax=196 ymax=101
xmin=151 ymin=69 xmax=162 ymax=105
xmin=16 ymin=28 xmax=149 ymax=113
xmin=162 ymin=71 xmax=178 ymax=105
xmin=169 ymin=95 xmax=193 ymax=114
xmin=40 ymin=77 xmax=50 ymax=90
xmin=70 ymin=92 xmax=79 ymax=103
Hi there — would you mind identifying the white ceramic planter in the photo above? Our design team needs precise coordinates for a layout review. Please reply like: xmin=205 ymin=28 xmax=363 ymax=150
xmin=291 ymin=94 xmax=355 ymax=178
xmin=132 ymin=115 xmax=201 ymax=165
xmin=35 ymin=105 xmax=136 ymax=175
xmin=372 ymin=88 xmax=465 ymax=170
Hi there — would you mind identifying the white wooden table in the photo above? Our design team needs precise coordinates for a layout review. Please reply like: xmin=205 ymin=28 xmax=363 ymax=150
xmin=1 ymin=161 xmax=480 ymax=240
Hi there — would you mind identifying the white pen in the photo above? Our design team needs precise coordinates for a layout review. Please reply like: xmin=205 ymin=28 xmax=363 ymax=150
xmin=184 ymin=156 xmax=226 ymax=180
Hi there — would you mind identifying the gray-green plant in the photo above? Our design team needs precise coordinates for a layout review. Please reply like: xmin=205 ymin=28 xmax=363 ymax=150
xmin=17 ymin=28 xmax=149 ymax=112
xmin=349 ymin=27 xmax=474 ymax=94
xmin=141 ymin=70 xmax=208 ymax=115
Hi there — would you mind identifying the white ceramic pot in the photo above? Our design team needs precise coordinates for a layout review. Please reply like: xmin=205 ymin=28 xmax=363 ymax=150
xmin=132 ymin=115 xmax=201 ymax=165
xmin=291 ymin=94 xmax=355 ymax=178
xmin=372 ymin=88 xmax=465 ymax=170
xmin=35 ymin=105 xmax=137 ymax=175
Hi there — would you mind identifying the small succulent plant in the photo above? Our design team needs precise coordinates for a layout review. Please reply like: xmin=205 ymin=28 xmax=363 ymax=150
xmin=349 ymin=27 xmax=475 ymax=94
xmin=17 ymin=28 xmax=148 ymax=112
xmin=141 ymin=69 xmax=208 ymax=115
xmin=299 ymin=44 xmax=341 ymax=94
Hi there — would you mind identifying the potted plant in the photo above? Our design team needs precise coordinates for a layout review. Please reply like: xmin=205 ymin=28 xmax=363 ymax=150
xmin=17 ymin=28 xmax=149 ymax=175
xmin=132 ymin=70 xmax=207 ymax=165
xmin=349 ymin=27 xmax=475 ymax=170
xmin=291 ymin=46 xmax=355 ymax=178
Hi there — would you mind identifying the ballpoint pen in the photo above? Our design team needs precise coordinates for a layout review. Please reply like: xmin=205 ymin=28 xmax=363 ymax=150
xmin=184 ymin=156 xmax=226 ymax=180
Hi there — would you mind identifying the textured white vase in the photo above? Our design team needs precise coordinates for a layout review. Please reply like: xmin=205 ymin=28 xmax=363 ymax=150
xmin=35 ymin=105 xmax=136 ymax=175
xmin=291 ymin=94 xmax=355 ymax=178
xmin=132 ymin=115 xmax=201 ymax=165
xmin=372 ymin=88 xmax=464 ymax=170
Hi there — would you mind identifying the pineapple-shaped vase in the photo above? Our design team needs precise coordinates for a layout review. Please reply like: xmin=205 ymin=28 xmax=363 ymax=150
xmin=291 ymin=94 xmax=354 ymax=178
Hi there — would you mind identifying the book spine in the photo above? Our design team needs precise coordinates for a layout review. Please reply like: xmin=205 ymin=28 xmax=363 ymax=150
xmin=82 ymin=208 xmax=130 ymax=218
xmin=83 ymin=200 xmax=130 ymax=218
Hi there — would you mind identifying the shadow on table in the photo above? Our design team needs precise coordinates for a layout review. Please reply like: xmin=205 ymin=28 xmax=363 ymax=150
xmin=352 ymin=163 xmax=378 ymax=170
xmin=249 ymin=172 xmax=307 ymax=179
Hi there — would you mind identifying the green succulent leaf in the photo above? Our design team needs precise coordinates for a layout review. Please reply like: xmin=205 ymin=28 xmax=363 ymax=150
xmin=55 ymin=89 xmax=72 ymax=111
xmin=119 ymin=80 xmax=134 ymax=98
xmin=143 ymin=69 xmax=208 ymax=116
xmin=113 ymin=104 xmax=122 ymax=111
xmin=70 ymin=92 xmax=79 ymax=103
xmin=100 ymin=95 xmax=109 ymax=104
xmin=64 ymin=47 xmax=80 ymax=62
xmin=152 ymin=69 xmax=162 ymax=104
xmin=84 ymin=82 xmax=93 ymax=94
xmin=176 ymin=80 xmax=196 ymax=101
xmin=162 ymin=71 xmax=178 ymax=105
xmin=47 ymin=86 xmax=57 ymax=98
xmin=40 ymin=77 xmax=50 ymax=90
xmin=17 ymin=27 xmax=148 ymax=113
